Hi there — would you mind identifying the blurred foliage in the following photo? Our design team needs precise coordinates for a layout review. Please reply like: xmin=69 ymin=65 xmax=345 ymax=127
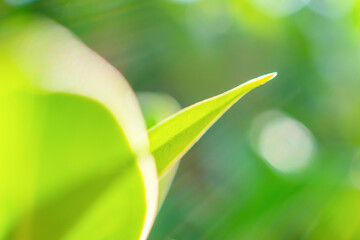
xmin=2 ymin=0 xmax=360 ymax=239
xmin=0 ymin=15 xmax=155 ymax=240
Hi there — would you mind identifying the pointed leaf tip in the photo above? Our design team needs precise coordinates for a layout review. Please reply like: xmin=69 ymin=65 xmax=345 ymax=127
xmin=148 ymin=72 xmax=277 ymax=177
xmin=241 ymin=72 xmax=277 ymax=89
xmin=259 ymin=72 xmax=277 ymax=84
xmin=264 ymin=72 xmax=277 ymax=82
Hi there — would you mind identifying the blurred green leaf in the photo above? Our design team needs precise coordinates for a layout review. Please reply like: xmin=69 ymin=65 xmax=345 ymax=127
xmin=148 ymin=73 xmax=277 ymax=177
xmin=0 ymin=15 xmax=158 ymax=240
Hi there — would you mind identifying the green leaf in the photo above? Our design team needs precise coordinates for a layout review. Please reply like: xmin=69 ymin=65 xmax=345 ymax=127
xmin=148 ymin=73 xmax=277 ymax=178
xmin=137 ymin=92 xmax=181 ymax=207
xmin=0 ymin=16 xmax=158 ymax=240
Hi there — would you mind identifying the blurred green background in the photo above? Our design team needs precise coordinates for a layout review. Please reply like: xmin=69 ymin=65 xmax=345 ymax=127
xmin=2 ymin=0 xmax=360 ymax=239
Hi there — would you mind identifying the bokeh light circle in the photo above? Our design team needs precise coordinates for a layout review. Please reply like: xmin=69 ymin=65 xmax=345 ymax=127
xmin=250 ymin=0 xmax=310 ymax=17
xmin=251 ymin=110 xmax=316 ymax=173
xmin=308 ymin=0 xmax=356 ymax=19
